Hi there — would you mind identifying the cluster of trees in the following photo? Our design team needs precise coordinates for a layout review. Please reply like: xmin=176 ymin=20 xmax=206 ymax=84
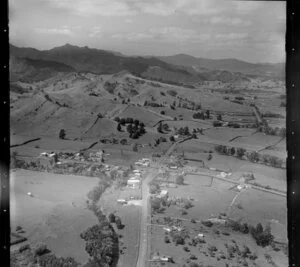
xmin=213 ymin=121 xmax=222 ymax=127
xmin=215 ymin=145 xmax=284 ymax=168
xmin=81 ymin=207 xmax=119 ymax=267
xmin=157 ymin=122 xmax=170 ymax=133
xmin=229 ymin=220 xmax=274 ymax=247
xmin=108 ymin=213 xmax=124 ymax=230
xmin=192 ymin=110 xmax=210 ymax=120
xmin=176 ymin=126 xmax=191 ymax=136
xmin=115 ymin=117 xmax=146 ymax=139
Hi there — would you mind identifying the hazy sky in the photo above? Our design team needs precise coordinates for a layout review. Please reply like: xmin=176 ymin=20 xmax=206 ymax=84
xmin=9 ymin=0 xmax=285 ymax=63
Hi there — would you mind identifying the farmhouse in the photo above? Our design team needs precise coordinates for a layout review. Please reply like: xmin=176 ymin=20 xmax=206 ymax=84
xmin=157 ymin=190 xmax=169 ymax=199
xmin=127 ymin=178 xmax=140 ymax=188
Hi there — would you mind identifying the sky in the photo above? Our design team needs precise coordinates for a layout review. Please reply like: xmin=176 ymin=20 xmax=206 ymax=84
xmin=9 ymin=0 xmax=286 ymax=63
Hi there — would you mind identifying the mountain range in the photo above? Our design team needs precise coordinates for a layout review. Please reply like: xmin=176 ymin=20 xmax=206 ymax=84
xmin=10 ymin=44 xmax=284 ymax=84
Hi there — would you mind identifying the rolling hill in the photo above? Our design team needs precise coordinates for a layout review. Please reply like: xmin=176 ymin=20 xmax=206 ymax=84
xmin=10 ymin=44 xmax=254 ymax=84
xmin=159 ymin=54 xmax=285 ymax=79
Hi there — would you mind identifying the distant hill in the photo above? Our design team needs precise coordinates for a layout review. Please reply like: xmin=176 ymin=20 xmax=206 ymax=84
xmin=10 ymin=44 xmax=265 ymax=84
xmin=159 ymin=54 xmax=285 ymax=79
xmin=10 ymin=56 xmax=75 ymax=82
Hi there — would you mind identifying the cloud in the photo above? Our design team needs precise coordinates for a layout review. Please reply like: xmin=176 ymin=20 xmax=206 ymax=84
xmin=232 ymin=1 xmax=264 ymax=15
xmin=44 ymin=0 xmax=136 ymax=16
xmin=112 ymin=27 xmax=211 ymax=43
xmin=112 ymin=32 xmax=153 ymax=41
xmin=135 ymin=0 xmax=223 ymax=16
xmin=88 ymin=26 xmax=102 ymax=37
xmin=35 ymin=27 xmax=74 ymax=36
xmin=207 ymin=16 xmax=252 ymax=26
xmin=37 ymin=0 xmax=226 ymax=17
xmin=214 ymin=33 xmax=248 ymax=40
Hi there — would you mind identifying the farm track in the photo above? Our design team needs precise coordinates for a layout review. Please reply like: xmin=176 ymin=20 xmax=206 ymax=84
xmin=257 ymin=136 xmax=286 ymax=152
xmin=184 ymin=171 xmax=286 ymax=197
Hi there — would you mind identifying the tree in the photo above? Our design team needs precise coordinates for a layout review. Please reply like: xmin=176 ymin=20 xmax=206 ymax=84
xmin=132 ymin=143 xmax=138 ymax=152
xmin=59 ymin=129 xmax=66 ymax=139
xmin=176 ymin=175 xmax=184 ymax=185
xmin=217 ymin=114 xmax=222 ymax=121
xmin=169 ymin=136 xmax=175 ymax=142
xmin=127 ymin=124 xmax=133 ymax=134
xmin=236 ymin=148 xmax=246 ymax=159
xmin=120 ymin=118 xmax=126 ymax=125
xmin=183 ymin=126 xmax=190 ymax=136
xmin=160 ymin=110 xmax=165 ymax=115
xmin=108 ymin=213 xmax=116 ymax=223
xmin=117 ymin=123 xmax=122 ymax=132
xmin=114 ymin=117 xmax=120 ymax=122
xmin=157 ymin=123 xmax=163 ymax=133
xmin=115 ymin=216 xmax=123 ymax=229
xmin=206 ymin=110 xmax=210 ymax=119
xmin=248 ymin=151 xmax=260 ymax=163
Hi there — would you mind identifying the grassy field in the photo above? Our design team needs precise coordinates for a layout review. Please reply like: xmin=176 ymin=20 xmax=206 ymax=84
xmin=10 ymin=169 xmax=99 ymax=264
xmin=150 ymin=172 xmax=287 ymax=267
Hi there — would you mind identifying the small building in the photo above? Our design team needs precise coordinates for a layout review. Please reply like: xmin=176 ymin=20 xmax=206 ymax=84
xmin=117 ymin=199 xmax=127 ymax=204
xmin=127 ymin=179 xmax=140 ymax=188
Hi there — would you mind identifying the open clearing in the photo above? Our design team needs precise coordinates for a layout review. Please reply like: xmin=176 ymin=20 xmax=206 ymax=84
xmin=10 ymin=169 xmax=99 ymax=264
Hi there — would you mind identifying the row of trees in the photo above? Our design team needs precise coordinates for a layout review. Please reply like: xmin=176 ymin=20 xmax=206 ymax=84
xmin=215 ymin=145 xmax=284 ymax=168
xmin=258 ymin=126 xmax=286 ymax=137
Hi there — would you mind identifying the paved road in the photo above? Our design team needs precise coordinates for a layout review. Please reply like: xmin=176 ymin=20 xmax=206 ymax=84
xmin=136 ymin=172 xmax=157 ymax=267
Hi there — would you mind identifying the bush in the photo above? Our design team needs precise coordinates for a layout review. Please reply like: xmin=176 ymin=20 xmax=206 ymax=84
xmin=115 ymin=216 xmax=124 ymax=229
xmin=160 ymin=110 xmax=165 ymax=115
xmin=201 ymin=221 xmax=213 ymax=227
xmin=34 ymin=244 xmax=50 ymax=257
xmin=108 ymin=213 xmax=116 ymax=223
xmin=176 ymin=175 xmax=184 ymax=185
xmin=247 ymin=151 xmax=260 ymax=163
xmin=236 ymin=148 xmax=246 ymax=159
xmin=164 ymin=236 xmax=170 ymax=243
xmin=213 ymin=121 xmax=222 ymax=127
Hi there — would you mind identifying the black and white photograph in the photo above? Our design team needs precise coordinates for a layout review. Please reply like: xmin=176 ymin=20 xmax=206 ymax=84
xmin=9 ymin=0 xmax=287 ymax=266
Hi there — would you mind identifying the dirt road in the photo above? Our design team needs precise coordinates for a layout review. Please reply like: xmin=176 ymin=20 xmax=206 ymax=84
xmin=136 ymin=171 xmax=157 ymax=267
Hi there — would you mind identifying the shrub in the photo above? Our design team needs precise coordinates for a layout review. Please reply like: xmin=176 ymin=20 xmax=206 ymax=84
xmin=132 ymin=143 xmax=138 ymax=152
xmin=108 ymin=213 xmax=116 ymax=223
xmin=201 ymin=221 xmax=213 ymax=227
xmin=34 ymin=244 xmax=50 ymax=257
xmin=213 ymin=121 xmax=222 ymax=127
xmin=247 ymin=151 xmax=260 ymax=163
xmin=115 ymin=216 xmax=124 ymax=229
xmin=164 ymin=235 xmax=170 ymax=243
xmin=176 ymin=175 xmax=184 ymax=185
xmin=160 ymin=110 xmax=165 ymax=115
xmin=236 ymin=148 xmax=246 ymax=159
